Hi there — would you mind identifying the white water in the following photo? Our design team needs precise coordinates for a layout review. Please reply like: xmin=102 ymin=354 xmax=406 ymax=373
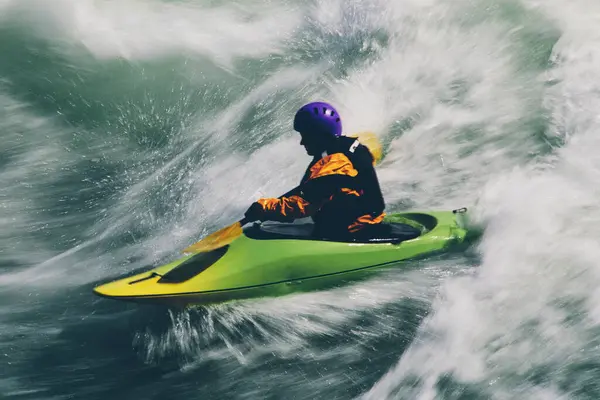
xmin=363 ymin=1 xmax=600 ymax=398
xmin=1 ymin=0 xmax=302 ymax=65
xmin=2 ymin=0 xmax=600 ymax=398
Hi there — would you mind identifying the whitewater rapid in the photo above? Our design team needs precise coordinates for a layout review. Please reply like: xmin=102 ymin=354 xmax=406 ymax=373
xmin=2 ymin=0 xmax=600 ymax=399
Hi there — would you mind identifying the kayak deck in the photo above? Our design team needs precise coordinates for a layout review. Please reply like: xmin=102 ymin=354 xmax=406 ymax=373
xmin=245 ymin=218 xmax=423 ymax=243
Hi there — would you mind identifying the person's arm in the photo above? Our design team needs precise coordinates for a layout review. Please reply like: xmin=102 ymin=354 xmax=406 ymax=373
xmin=252 ymin=194 xmax=311 ymax=222
xmin=245 ymin=153 xmax=358 ymax=222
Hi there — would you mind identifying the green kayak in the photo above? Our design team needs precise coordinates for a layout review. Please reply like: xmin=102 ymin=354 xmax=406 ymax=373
xmin=93 ymin=208 xmax=471 ymax=307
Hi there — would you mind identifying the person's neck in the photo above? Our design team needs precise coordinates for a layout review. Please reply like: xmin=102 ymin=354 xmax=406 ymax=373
xmin=322 ymin=137 xmax=338 ymax=155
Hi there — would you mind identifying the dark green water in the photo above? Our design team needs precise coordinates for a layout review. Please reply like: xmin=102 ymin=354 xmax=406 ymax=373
xmin=3 ymin=0 xmax=600 ymax=399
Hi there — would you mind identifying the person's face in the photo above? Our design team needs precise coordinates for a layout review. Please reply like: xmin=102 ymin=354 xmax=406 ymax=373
xmin=299 ymin=131 xmax=324 ymax=156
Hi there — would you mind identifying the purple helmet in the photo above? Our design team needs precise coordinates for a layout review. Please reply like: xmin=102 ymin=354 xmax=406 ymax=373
xmin=293 ymin=101 xmax=342 ymax=137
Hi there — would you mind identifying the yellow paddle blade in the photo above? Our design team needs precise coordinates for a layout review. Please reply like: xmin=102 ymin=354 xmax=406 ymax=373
xmin=351 ymin=131 xmax=383 ymax=165
xmin=182 ymin=221 xmax=243 ymax=254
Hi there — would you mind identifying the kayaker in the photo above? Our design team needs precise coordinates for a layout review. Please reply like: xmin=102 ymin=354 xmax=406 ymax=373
xmin=243 ymin=101 xmax=387 ymax=240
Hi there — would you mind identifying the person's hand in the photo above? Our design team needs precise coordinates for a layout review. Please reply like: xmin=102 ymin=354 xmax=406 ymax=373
xmin=244 ymin=202 xmax=264 ymax=222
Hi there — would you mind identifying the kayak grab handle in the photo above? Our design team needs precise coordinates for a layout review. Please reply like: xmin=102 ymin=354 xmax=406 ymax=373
xmin=452 ymin=207 xmax=468 ymax=229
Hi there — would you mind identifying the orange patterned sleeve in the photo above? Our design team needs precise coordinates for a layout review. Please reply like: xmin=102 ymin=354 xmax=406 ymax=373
xmin=256 ymin=195 xmax=311 ymax=222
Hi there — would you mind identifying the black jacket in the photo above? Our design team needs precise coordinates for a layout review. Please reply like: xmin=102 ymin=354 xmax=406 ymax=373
xmin=254 ymin=136 xmax=386 ymax=238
